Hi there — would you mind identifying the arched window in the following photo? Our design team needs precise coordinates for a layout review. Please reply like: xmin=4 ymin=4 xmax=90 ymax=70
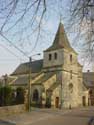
xmin=54 ymin=53 xmax=57 ymax=60
xmin=33 ymin=89 xmax=39 ymax=101
xmin=70 ymin=70 xmax=72 ymax=79
xmin=70 ymin=54 xmax=72 ymax=62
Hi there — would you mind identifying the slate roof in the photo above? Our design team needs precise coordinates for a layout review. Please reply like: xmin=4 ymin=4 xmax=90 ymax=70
xmin=83 ymin=72 xmax=94 ymax=88
xmin=12 ymin=72 xmax=55 ymax=86
xmin=11 ymin=75 xmax=28 ymax=86
xmin=45 ymin=23 xmax=77 ymax=54
xmin=32 ymin=72 xmax=55 ymax=85
xmin=11 ymin=59 xmax=43 ymax=75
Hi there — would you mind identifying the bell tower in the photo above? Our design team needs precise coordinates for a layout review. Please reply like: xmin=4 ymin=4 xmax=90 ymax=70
xmin=43 ymin=22 xmax=75 ymax=68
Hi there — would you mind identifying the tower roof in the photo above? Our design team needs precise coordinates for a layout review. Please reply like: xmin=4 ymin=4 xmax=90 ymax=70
xmin=45 ymin=22 xmax=77 ymax=54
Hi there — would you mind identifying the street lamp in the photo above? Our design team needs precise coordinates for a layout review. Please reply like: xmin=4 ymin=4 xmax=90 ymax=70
xmin=28 ymin=53 xmax=41 ymax=112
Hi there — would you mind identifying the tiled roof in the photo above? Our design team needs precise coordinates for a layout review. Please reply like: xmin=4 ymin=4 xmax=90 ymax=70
xmin=11 ymin=59 xmax=43 ymax=75
xmin=45 ymin=23 xmax=77 ymax=54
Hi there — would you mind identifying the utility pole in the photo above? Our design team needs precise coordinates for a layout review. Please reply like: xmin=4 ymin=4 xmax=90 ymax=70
xmin=28 ymin=57 xmax=32 ymax=112
xmin=27 ymin=53 xmax=41 ymax=112
xmin=60 ymin=81 xmax=63 ymax=109
xmin=59 ymin=71 xmax=63 ymax=109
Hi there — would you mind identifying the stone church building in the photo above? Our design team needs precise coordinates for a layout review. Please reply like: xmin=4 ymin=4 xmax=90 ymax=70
xmin=11 ymin=22 xmax=88 ymax=108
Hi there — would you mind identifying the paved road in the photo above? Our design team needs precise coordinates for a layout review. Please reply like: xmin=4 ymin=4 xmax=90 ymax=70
xmin=0 ymin=120 xmax=15 ymax=125
xmin=0 ymin=107 xmax=94 ymax=125
xmin=27 ymin=108 xmax=94 ymax=125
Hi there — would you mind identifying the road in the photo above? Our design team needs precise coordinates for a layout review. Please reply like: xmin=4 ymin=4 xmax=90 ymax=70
xmin=0 ymin=107 xmax=94 ymax=125
xmin=0 ymin=120 xmax=15 ymax=125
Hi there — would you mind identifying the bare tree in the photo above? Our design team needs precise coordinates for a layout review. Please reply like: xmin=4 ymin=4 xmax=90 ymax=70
xmin=0 ymin=0 xmax=64 ymax=55
xmin=0 ymin=0 xmax=94 ymax=60
xmin=0 ymin=0 xmax=47 ymax=55
xmin=0 ymin=0 xmax=46 ymax=32
xmin=69 ymin=0 xmax=94 ymax=61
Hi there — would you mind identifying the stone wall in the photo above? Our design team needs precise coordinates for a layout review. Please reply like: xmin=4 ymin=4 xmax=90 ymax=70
xmin=43 ymin=49 xmax=64 ymax=68
xmin=0 ymin=104 xmax=25 ymax=117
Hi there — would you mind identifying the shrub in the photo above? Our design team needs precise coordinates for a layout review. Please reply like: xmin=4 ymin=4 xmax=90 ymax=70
xmin=0 ymin=86 xmax=13 ymax=106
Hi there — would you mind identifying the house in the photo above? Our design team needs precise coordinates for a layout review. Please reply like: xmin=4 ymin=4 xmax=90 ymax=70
xmin=83 ymin=71 xmax=94 ymax=106
xmin=10 ymin=22 xmax=88 ymax=108
xmin=0 ymin=74 xmax=14 ymax=87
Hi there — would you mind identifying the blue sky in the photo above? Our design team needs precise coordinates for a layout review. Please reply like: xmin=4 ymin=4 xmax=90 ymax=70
xmin=0 ymin=0 xmax=93 ymax=76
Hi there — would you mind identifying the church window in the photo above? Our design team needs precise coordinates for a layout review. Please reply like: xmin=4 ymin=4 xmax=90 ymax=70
xmin=70 ymin=70 xmax=72 ymax=79
xmin=70 ymin=54 xmax=72 ymax=62
xmin=54 ymin=53 xmax=57 ymax=60
xmin=69 ymin=83 xmax=73 ymax=93
xmin=49 ymin=54 xmax=52 ymax=61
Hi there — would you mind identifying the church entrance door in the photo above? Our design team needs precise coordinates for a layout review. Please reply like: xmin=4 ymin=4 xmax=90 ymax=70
xmin=55 ymin=97 xmax=59 ymax=108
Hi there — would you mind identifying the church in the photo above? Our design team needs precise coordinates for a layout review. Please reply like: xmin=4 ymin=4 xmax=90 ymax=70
xmin=11 ymin=22 xmax=88 ymax=108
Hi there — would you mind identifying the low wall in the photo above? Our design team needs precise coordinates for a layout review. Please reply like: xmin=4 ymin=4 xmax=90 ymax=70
xmin=0 ymin=104 xmax=25 ymax=116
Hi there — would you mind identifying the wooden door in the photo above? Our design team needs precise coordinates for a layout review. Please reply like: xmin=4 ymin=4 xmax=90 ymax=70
xmin=55 ymin=97 xmax=59 ymax=108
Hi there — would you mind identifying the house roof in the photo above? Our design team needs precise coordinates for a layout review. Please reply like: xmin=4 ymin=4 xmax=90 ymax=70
xmin=83 ymin=72 xmax=94 ymax=88
xmin=45 ymin=22 xmax=77 ymax=54
xmin=11 ymin=59 xmax=43 ymax=75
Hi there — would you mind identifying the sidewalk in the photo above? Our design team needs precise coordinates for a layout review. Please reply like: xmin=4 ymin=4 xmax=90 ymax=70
xmin=0 ymin=107 xmax=94 ymax=125
xmin=0 ymin=108 xmax=72 ymax=125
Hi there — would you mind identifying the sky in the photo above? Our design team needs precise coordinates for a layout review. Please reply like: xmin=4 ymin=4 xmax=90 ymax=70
xmin=0 ymin=0 xmax=93 ymax=76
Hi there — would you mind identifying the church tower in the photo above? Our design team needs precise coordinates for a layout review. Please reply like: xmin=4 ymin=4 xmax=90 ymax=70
xmin=43 ymin=22 xmax=77 ymax=69
xmin=43 ymin=22 xmax=86 ymax=108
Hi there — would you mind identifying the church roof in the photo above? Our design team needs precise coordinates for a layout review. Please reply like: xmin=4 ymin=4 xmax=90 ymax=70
xmin=11 ymin=59 xmax=43 ymax=75
xmin=45 ymin=23 xmax=77 ymax=54
xmin=11 ymin=70 xmax=55 ymax=86
xmin=11 ymin=75 xmax=28 ymax=86
xmin=83 ymin=72 xmax=94 ymax=88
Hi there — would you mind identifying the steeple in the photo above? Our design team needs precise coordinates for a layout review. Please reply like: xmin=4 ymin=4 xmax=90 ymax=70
xmin=53 ymin=22 xmax=70 ymax=49
xmin=45 ymin=22 xmax=76 ymax=53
